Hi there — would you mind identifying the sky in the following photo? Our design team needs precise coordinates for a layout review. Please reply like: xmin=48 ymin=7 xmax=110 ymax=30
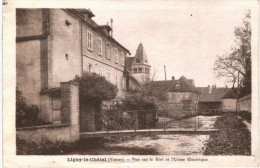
xmin=87 ymin=0 xmax=253 ymax=87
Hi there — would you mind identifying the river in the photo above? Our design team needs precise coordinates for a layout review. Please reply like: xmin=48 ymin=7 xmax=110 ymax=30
xmin=69 ymin=115 xmax=219 ymax=155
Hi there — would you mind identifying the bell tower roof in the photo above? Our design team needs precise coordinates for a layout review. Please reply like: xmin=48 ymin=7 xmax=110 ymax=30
xmin=133 ymin=42 xmax=149 ymax=65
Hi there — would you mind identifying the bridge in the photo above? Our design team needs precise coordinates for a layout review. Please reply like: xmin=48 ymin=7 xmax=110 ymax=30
xmin=80 ymin=128 xmax=219 ymax=138
xmin=80 ymin=109 xmax=221 ymax=138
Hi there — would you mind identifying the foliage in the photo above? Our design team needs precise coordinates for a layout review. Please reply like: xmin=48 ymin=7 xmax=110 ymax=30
xmin=214 ymin=10 xmax=251 ymax=97
xmin=16 ymin=90 xmax=51 ymax=127
xmin=214 ymin=113 xmax=246 ymax=129
xmin=204 ymin=113 xmax=251 ymax=155
xmin=121 ymin=92 xmax=158 ymax=111
xmin=16 ymin=137 xmax=78 ymax=155
xmin=120 ymin=92 xmax=158 ymax=128
xmin=101 ymin=109 xmax=136 ymax=130
xmin=73 ymin=73 xmax=118 ymax=102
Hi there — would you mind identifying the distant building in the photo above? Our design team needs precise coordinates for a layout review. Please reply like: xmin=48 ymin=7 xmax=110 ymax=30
xmin=150 ymin=76 xmax=200 ymax=114
xmin=126 ymin=42 xmax=151 ymax=87
xmin=197 ymin=85 xmax=236 ymax=113
xmin=16 ymin=8 xmax=130 ymax=125
xmin=221 ymin=89 xmax=237 ymax=112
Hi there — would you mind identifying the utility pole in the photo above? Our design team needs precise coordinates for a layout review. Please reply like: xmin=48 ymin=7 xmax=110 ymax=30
xmin=164 ymin=65 xmax=167 ymax=81
xmin=236 ymin=71 xmax=240 ymax=113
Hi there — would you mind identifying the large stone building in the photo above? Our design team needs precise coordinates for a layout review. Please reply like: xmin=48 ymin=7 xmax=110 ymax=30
xmin=126 ymin=42 xmax=151 ymax=86
xmin=16 ymin=8 xmax=130 ymax=125
xmin=150 ymin=76 xmax=200 ymax=115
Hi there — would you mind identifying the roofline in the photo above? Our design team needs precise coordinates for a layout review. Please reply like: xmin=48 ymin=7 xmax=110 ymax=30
xmin=64 ymin=9 xmax=130 ymax=54
xmin=132 ymin=63 xmax=151 ymax=67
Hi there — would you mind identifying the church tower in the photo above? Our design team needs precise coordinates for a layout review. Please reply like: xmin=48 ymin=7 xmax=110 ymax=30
xmin=131 ymin=42 xmax=151 ymax=84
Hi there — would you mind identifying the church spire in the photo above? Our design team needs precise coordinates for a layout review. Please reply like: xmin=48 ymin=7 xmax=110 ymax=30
xmin=134 ymin=42 xmax=149 ymax=65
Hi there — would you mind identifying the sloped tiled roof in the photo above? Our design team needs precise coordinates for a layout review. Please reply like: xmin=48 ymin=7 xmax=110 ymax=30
xmin=150 ymin=76 xmax=198 ymax=95
xmin=129 ymin=75 xmax=141 ymax=87
xmin=222 ymin=90 xmax=237 ymax=99
xmin=238 ymin=94 xmax=251 ymax=102
xmin=198 ymin=87 xmax=230 ymax=102
xmin=167 ymin=76 xmax=199 ymax=93
xmin=125 ymin=57 xmax=135 ymax=72
xmin=68 ymin=9 xmax=130 ymax=53
xmin=151 ymin=80 xmax=173 ymax=93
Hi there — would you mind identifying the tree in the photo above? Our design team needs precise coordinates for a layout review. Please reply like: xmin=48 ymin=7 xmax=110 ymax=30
xmin=73 ymin=73 xmax=118 ymax=131
xmin=213 ymin=10 xmax=251 ymax=97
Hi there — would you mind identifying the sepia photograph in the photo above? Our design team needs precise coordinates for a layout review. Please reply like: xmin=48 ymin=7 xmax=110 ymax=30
xmin=2 ymin=0 xmax=259 ymax=167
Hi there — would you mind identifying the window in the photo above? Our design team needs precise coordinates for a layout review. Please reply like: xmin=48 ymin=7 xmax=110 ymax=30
xmin=114 ymin=48 xmax=118 ymax=63
xmin=115 ymin=74 xmax=118 ymax=87
xmin=133 ymin=68 xmax=137 ymax=74
xmin=87 ymin=31 xmax=92 ymax=51
xmin=99 ymin=68 xmax=103 ymax=76
xmin=121 ymin=52 xmax=125 ymax=66
xmin=89 ymin=64 xmax=93 ymax=72
xmin=105 ymin=43 xmax=111 ymax=59
xmin=107 ymin=71 xmax=111 ymax=82
xmin=136 ymin=58 xmax=140 ymax=63
xmin=97 ymin=37 xmax=102 ymax=55
xmin=138 ymin=67 xmax=142 ymax=73
xmin=145 ymin=68 xmax=149 ymax=74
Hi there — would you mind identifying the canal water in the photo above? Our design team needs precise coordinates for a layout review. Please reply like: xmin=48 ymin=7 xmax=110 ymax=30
xmin=71 ymin=115 xmax=219 ymax=155
xmin=105 ymin=115 xmax=218 ymax=155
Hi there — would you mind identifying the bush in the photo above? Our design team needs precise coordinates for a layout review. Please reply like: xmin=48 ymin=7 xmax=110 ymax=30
xmin=214 ymin=113 xmax=246 ymax=129
xmin=121 ymin=92 xmax=158 ymax=111
xmin=204 ymin=113 xmax=251 ymax=155
xmin=16 ymin=90 xmax=51 ymax=127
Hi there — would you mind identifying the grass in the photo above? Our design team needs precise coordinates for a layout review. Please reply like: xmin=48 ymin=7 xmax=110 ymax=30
xmin=16 ymin=137 xmax=79 ymax=155
xmin=204 ymin=113 xmax=251 ymax=155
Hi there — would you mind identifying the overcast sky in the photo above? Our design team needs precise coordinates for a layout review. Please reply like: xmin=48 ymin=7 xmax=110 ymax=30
xmin=88 ymin=0 xmax=252 ymax=87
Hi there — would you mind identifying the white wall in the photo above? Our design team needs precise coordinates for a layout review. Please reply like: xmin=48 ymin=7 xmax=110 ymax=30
xmin=221 ymin=99 xmax=237 ymax=112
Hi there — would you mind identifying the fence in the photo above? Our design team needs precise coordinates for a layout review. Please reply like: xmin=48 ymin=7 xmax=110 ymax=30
xmin=92 ymin=109 xmax=209 ymax=133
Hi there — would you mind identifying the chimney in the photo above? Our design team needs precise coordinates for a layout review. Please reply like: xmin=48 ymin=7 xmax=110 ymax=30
xmin=172 ymin=76 xmax=175 ymax=82
xmin=208 ymin=85 xmax=212 ymax=94
xmin=110 ymin=18 xmax=113 ymax=37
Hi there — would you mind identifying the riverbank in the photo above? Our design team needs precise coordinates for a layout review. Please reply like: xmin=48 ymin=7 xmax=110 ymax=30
xmin=204 ymin=113 xmax=251 ymax=155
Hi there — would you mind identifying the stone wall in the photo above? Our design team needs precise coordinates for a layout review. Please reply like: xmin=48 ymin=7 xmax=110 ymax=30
xmin=17 ymin=82 xmax=80 ymax=144
xmin=238 ymin=94 xmax=251 ymax=113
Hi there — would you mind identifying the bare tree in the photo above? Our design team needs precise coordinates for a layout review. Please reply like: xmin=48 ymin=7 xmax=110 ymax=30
xmin=214 ymin=10 xmax=251 ymax=96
